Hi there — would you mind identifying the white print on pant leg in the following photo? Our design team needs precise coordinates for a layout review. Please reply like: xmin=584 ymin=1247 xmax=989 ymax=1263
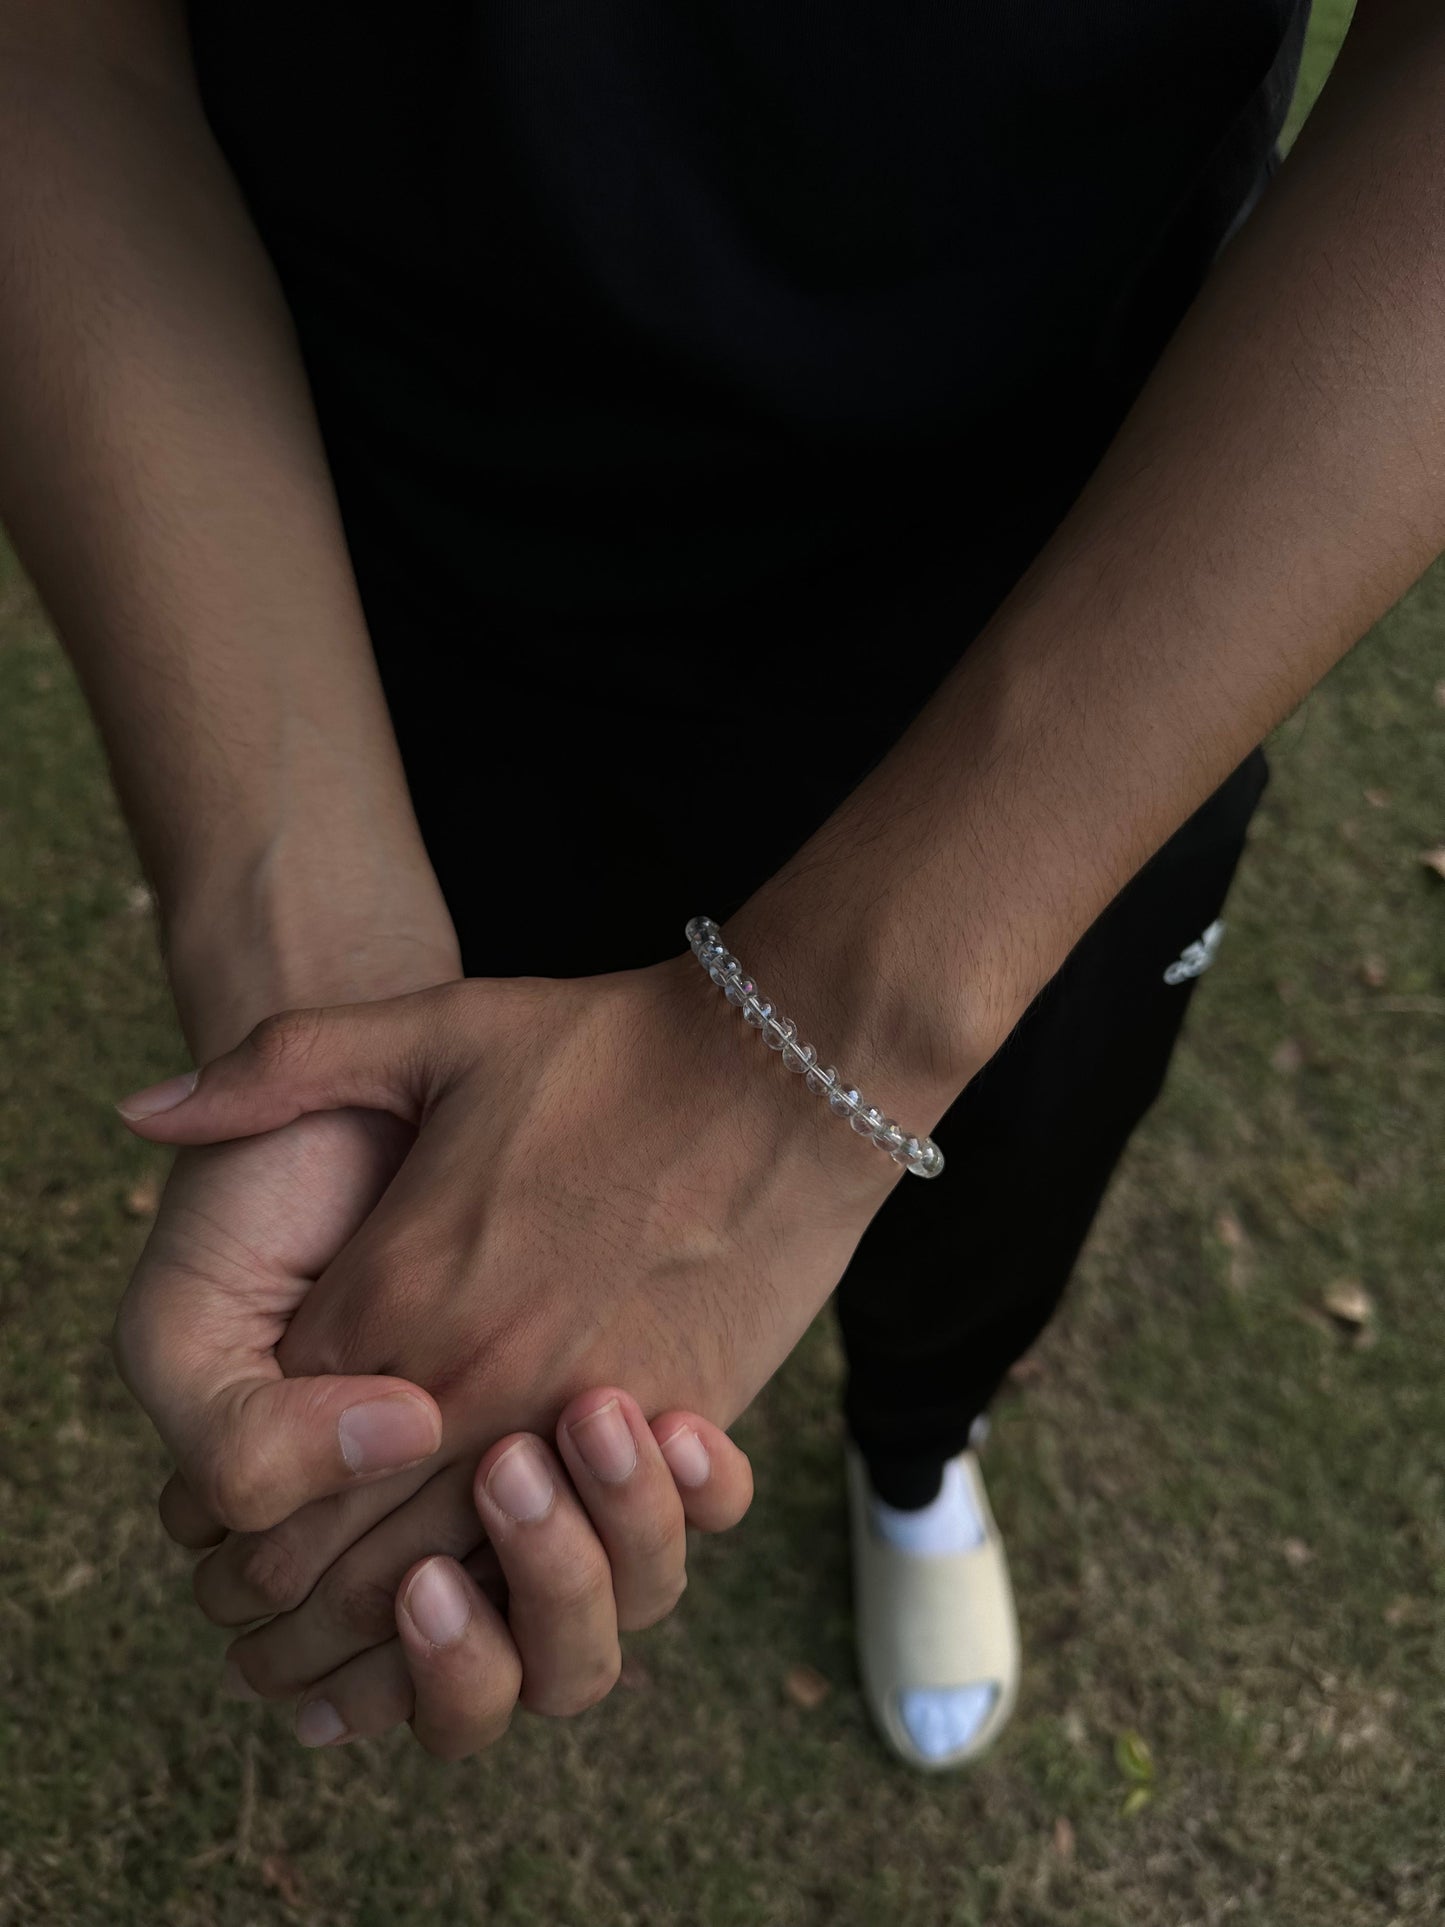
xmin=1163 ymin=920 xmax=1226 ymax=985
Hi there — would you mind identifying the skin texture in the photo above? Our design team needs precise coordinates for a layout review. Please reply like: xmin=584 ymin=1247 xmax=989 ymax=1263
xmin=11 ymin=0 xmax=1445 ymax=1752
xmin=116 ymin=960 xmax=910 ymax=1722
xmin=114 ymin=1086 xmax=753 ymax=1754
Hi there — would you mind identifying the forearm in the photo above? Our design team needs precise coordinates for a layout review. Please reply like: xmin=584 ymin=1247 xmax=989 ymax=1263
xmin=0 ymin=20 xmax=458 ymax=1055
xmin=731 ymin=0 xmax=1445 ymax=1119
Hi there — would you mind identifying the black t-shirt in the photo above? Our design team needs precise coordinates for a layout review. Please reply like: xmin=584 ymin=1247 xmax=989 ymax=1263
xmin=187 ymin=2 xmax=1309 ymax=639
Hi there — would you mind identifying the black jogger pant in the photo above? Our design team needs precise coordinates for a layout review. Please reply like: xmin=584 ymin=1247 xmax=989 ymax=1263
xmin=364 ymin=457 xmax=1268 ymax=1507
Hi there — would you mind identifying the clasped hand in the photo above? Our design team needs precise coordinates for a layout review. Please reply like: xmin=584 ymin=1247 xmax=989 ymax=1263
xmin=114 ymin=954 xmax=899 ymax=1754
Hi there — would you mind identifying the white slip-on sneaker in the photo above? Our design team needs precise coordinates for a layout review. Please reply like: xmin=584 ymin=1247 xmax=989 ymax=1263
xmin=847 ymin=1444 xmax=1021 ymax=1771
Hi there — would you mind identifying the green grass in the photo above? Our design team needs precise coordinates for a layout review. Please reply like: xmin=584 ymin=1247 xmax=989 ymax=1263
xmin=7 ymin=6 xmax=1445 ymax=1921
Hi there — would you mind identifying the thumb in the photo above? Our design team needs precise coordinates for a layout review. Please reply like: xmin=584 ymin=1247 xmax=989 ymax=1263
xmin=114 ymin=986 xmax=466 ymax=1144
xmin=178 ymin=1371 xmax=444 ymax=1535
xmin=112 ymin=1276 xmax=445 ymax=1533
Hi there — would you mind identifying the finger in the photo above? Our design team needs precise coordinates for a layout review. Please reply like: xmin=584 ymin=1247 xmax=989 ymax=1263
xmin=114 ymin=1274 xmax=443 ymax=1537
xmin=649 ymin=1410 xmax=755 ymax=1533
xmin=395 ymin=1557 xmax=524 ymax=1759
xmin=192 ymin=1458 xmax=442 ymax=1628
xmin=158 ymin=1470 xmax=227 ymax=1549
xmin=112 ymin=985 xmax=468 ymax=1146
xmin=172 ymin=1372 xmax=441 ymax=1536
xmin=291 ymin=1641 xmax=411 ymax=1748
xmin=288 ymin=1552 xmax=524 ymax=1758
xmin=474 ymin=1435 xmax=622 ymax=1718
xmin=553 ymin=1390 xmax=689 ymax=1631
xmin=221 ymin=1460 xmax=483 ymax=1694
xmin=272 ymin=1547 xmax=511 ymax=1751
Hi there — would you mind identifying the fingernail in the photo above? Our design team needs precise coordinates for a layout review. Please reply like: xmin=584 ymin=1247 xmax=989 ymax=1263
xmin=338 ymin=1393 xmax=439 ymax=1474
xmin=485 ymin=1438 xmax=555 ymax=1522
xmin=568 ymin=1397 xmax=638 ymax=1484
xmin=404 ymin=1557 xmax=472 ymax=1647
xmin=222 ymin=1657 xmax=261 ymax=1702
xmin=115 ymin=1069 xmax=198 ymax=1120
xmin=295 ymin=1698 xmax=349 ymax=1748
xmin=659 ymin=1424 xmax=712 ymax=1489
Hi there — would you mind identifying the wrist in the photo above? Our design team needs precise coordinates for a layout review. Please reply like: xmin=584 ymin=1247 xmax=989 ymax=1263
xmin=715 ymin=884 xmax=1004 ymax=1135
xmin=659 ymin=887 xmax=997 ymax=1212
xmin=162 ymin=835 xmax=462 ymax=1059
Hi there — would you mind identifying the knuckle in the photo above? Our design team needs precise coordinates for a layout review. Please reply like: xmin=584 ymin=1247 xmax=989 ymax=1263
xmin=247 ymin=1006 xmax=324 ymax=1075
xmin=526 ymin=1647 xmax=623 ymax=1720
xmin=232 ymin=1533 xmax=312 ymax=1616
xmin=622 ymin=1568 xmax=687 ymax=1634
xmin=629 ymin=1514 xmax=684 ymax=1571
xmin=201 ymin=1459 xmax=276 ymax=1536
xmin=530 ymin=1552 xmax=612 ymax=1624
xmin=317 ymin=1567 xmax=402 ymax=1644
xmin=421 ymin=1705 xmax=513 ymax=1762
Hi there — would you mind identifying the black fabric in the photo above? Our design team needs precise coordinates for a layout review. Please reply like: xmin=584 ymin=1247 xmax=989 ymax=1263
xmin=367 ymin=549 xmax=1268 ymax=1512
xmin=187 ymin=0 xmax=1309 ymax=689
xmin=840 ymin=746 xmax=1268 ymax=1507
xmin=182 ymin=2 xmax=1298 ymax=1498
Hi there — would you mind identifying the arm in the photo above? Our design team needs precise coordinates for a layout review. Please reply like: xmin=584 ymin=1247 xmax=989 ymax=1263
xmin=725 ymin=0 xmax=1445 ymax=1095
xmin=0 ymin=0 xmax=459 ymax=1059
xmin=110 ymin=0 xmax=1445 ymax=1737
xmin=1 ymin=0 xmax=470 ymax=1532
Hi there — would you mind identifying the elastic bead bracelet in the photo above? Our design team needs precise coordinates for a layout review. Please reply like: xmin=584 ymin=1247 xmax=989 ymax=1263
xmin=684 ymin=916 xmax=945 ymax=1179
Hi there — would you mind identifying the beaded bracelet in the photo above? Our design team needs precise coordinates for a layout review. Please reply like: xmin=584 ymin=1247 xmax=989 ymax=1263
xmin=684 ymin=916 xmax=945 ymax=1179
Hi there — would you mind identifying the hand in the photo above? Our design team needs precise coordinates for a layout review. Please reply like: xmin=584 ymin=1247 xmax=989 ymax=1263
xmin=119 ymin=950 xmax=913 ymax=1475
xmin=241 ymin=1390 xmax=751 ymax=1759
xmin=113 ymin=1108 xmax=443 ymax=1544
xmin=113 ymin=1059 xmax=751 ymax=1757
xmin=115 ymin=928 xmax=469 ymax=1543
xmin=117 ymin=946 xmax=929 ymax=1700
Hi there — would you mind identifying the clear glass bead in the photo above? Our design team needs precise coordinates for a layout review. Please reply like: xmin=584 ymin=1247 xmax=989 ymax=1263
xmin=708 ymin=952 xmax=739 ymax=985
xmin=829 ymin=1082 xmax=861 ymax=1117
xmin=806 ymin=1063 xmax=837 ymax=1096
xmin=685 ymin=915 xmax=716 ymax=946
xmin=743 ymin=996 xmax=772 ymax=1029
xmin=874 ymin=1117 xmax=905 ymax=1153
xmin=851 ymin=1103 xmax=884 ymax=1137
xmin=916 ymin=1142 xmax=944 ymax=1177
xmin=783 ymin=1040 xmax=815 ymax=1074
xmin=764 ymin=1015 xmax=796 ymax=1052
xmin=891 ymin=1134 xmax=924 ymax=1166
xmin=725 ymin=974 xmax=756 ymax=1007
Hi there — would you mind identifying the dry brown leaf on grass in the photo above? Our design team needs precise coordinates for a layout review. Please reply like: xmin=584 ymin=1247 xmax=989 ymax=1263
xmin=1282 ymin=1538 xmax=1313 ymax=1569
xmin=1384 ymin=1597 xmax=1426 ymax=1628
xmin=1323 ymin=1279 xmax=1374 ymax=1331
xmin=1052 ymin=1816 xmax=1076 ymax=1861
xmin=1363 ymin=788 xmax=1390 ymax=809
xmin=50 ymin=1560 xmax=96 ymax=1600
xmin=1215 ymin=1211 xmax=1247 ymax=1249
xmin=1358 ymin=957 xmax=1389 ymax=989
xmin=1419 ymin=848 xmax=1445 ymax=881
xmin=260 ymin=1853 xmax=307 ymax=1909
xmin=783 ymin=1663 xmax=831 ymax=1710
xmin=1214 ymin=1210 xmax=1250 ymax=1290
xmin=1270 ymin=1038 xmax=1305 ymax=1074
